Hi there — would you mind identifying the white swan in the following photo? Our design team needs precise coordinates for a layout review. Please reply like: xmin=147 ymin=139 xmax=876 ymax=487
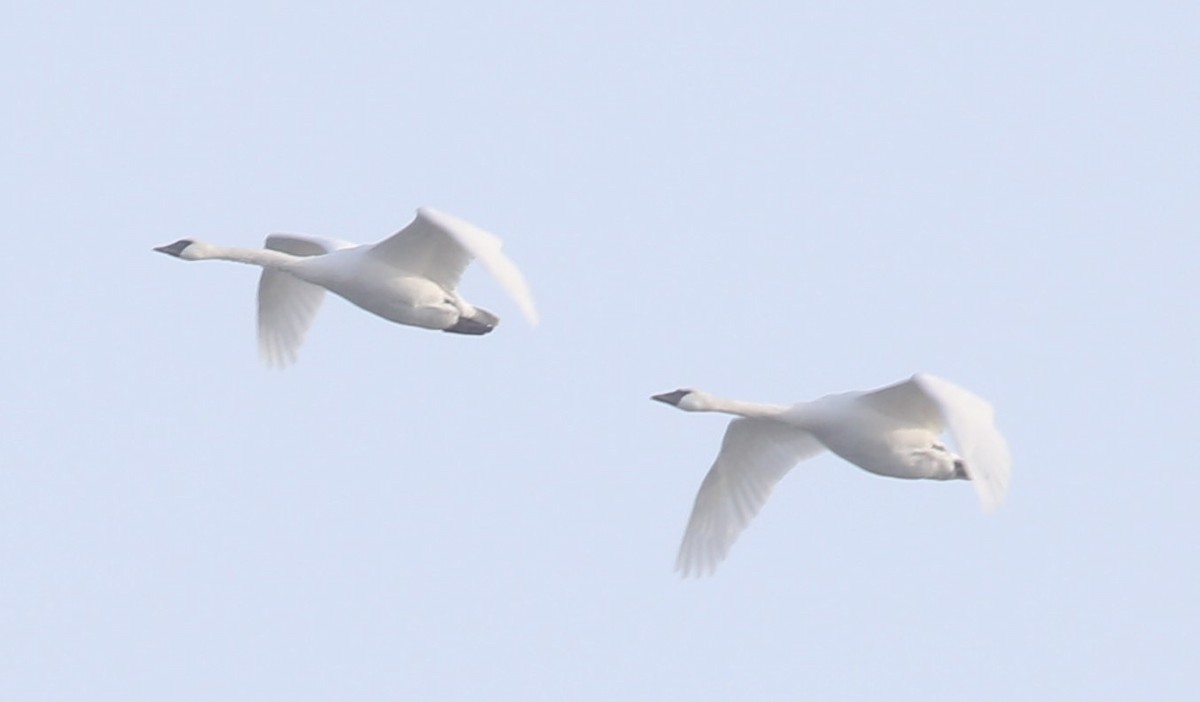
xmin=652 ymin=374 xmax=1011 ymax=577
xmin=155 ymin=208 xmax=538 ymax=366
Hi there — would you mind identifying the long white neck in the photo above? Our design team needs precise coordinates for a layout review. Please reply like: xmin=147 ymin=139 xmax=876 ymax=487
xmin=695 ymin=393 xmax=790 ymax=419
xmin=187 ymin=243 xmax=303 ymax=271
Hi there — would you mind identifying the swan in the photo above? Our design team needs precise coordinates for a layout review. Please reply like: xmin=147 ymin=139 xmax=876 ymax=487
xmin=154 ymin=207 xmax=539 ymax=366
xmin=651 ymin=373 xmax=1010 ymax=577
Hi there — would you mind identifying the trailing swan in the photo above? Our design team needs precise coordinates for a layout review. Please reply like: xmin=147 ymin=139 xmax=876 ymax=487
xmin=652 ymin=374 xmax=1010 ymax=576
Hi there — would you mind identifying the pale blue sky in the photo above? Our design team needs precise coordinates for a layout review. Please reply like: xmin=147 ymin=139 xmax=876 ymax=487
xmin=2 ymin=2 xmax=1197 ymax=700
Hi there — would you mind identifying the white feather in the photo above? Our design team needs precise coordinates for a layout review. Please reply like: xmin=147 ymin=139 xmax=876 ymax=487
xmin=155 ymin=209 xmax=539 ymax=366
xmin=654 ymin=374 xmax=1011 ymax=576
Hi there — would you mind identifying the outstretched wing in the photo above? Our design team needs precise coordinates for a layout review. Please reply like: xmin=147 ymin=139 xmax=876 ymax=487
xmin=256 ymin=235 xmax=353 ymax=367
xmin=912 ymin=374 xmax=1012 ymax=511
xmin=366 ymin=208 xmax=538 ymax=326
xmin=859 ymin=376 xmax=945 ymax=430
xmin=677 ymin=418 xmax=826 ymax=577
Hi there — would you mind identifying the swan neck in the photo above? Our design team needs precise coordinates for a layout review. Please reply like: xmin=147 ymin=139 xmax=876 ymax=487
xmin=194 ymin=244 xmax=300 ymax=270
xmin=705 ymin=397 xmax=788 ymax=419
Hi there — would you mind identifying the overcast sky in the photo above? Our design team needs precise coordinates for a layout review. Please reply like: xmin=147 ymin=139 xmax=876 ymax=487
xmin=2 ymin=2 xmax=1197 ymax=700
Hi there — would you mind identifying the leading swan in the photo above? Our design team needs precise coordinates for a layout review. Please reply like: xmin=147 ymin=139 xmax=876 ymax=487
xmin=155 ymin=207 xmax=539 ymax=366
xmin=652 ymin=374 xmax=1010 ymax=577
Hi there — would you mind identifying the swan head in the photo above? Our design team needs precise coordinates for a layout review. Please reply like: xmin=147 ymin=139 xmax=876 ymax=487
xmin=153 ymin=239 xmax=199 ymax=259
xmin=651 ymin=389 xmax=711 ymax=412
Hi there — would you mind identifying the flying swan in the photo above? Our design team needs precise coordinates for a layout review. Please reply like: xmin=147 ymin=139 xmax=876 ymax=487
xmin=651 ymin=374 xmax=1010 ymax=577
xmin=155 ymin=208 xmax=539 ymax=366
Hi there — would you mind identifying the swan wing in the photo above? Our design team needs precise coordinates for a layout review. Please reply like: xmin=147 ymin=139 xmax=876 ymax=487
xmin=366 ymin=208 xmax=539 ymax=325
xmin=256 ymin=235 xmax=350 ymax=367
xmin=264 ymin=234 xmax=357 ymax=256
xmin=677 ymin=418 xmax=825 ymax=577
xmin=912 ymin=374 xmax=1012 ymax=511
xmin=859 ymin=376 xmax=945 ymax=430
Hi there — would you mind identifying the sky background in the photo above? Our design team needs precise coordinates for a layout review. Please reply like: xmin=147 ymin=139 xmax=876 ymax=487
xmin=2 ymin=1 xmax=1197 ymax=699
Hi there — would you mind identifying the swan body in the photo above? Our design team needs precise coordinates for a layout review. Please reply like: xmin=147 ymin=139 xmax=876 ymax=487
xmin=652 ymin=374 xmax=1010 ymax=577
xmin=155 ymin=208 xmax=538 ymax=366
